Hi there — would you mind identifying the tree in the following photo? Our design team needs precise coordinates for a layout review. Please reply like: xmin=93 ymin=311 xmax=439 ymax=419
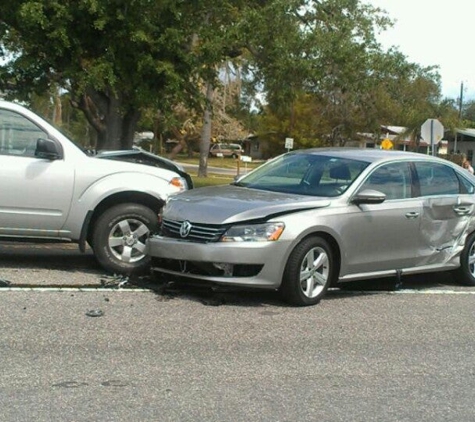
xmin=239 ymin=0 xmax=395 ymax=146
xmin=0 ymin=0 xmax=450 ymax=164
xmin=248 ymin=5 xmax=444 ymax=151
xmin=0 ymin=0 xmax=203 ymax=150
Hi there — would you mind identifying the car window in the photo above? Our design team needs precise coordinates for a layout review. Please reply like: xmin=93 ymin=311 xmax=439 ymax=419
xmin=236 ymin=153 xmax=368 ymax=196
xmin=0 ymin=109 xmax=48 ymax=157
xmin=360 ymin=162 xmax=412 ymax=200
xmin=457 ymin=172 xmax=475 ymax=194
xmin=415 ymin=162 xmax=460 ymax=196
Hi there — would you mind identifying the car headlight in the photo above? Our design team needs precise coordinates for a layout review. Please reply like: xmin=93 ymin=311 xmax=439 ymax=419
xmin=220 ymin=222 xmax=285 ymax=242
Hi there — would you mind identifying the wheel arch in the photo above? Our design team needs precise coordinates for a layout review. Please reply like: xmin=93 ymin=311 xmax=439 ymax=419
xmin=293 ymin=231 xmax=342 ymax=286
xmin=80 ymin=191 xmax=165 ymax=250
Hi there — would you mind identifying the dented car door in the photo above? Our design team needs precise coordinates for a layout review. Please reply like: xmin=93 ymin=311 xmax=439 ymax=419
xmin=414 ymin=161 xmax=475 ymax=265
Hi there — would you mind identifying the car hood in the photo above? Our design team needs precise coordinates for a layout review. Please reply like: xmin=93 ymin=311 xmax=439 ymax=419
xmin=164 ymin=185 xmax=331 ymax=224
xmin=95 ymin=150 xmax=193 ymax=188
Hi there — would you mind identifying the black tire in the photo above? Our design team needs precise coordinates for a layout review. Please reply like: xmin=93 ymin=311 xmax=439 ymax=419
xmin=454 ymin=231 xmax=475 ymax=286
xmin=92 ymin=203 xmax=159 ymax=275
xmin=280 ymin=236 xmax=335 ymax=306
xmin=231 ymin=153 xmax=238 ymax=159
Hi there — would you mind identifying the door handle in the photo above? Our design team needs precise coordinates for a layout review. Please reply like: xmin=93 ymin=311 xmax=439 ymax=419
xmin=453 ymin=206 xmax=472 ymax=216
xmin=405 ymin=212 xmax=419 ymax=219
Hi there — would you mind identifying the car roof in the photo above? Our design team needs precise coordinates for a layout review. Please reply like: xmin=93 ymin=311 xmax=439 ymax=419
xmin=292 ymin=147 xmax=444 ymax=164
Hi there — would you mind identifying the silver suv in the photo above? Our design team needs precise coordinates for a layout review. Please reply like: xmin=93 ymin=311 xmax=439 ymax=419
xmin=0 ymin=101 xmax=189 ymax=274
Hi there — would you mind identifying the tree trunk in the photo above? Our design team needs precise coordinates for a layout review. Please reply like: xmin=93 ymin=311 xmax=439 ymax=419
xmin=74 ymin=89 xmax=140 ymax=151
xmin=53 ymin=94 xmax=62 ymax=126
xmin=198 ymin=82 xmax=214 ymax=178
xmin=120 ymin=109 xmax=141 ymax=150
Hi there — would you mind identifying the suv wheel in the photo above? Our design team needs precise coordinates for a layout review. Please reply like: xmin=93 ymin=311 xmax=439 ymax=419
xmin=92 ymin=203 xmax=159 ymax=275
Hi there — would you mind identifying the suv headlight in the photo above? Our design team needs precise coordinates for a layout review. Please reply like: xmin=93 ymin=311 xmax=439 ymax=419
xmin=220 ymin=222 xmax=285 ymax=242
xmin=169 ymin=177 xmax=188 ymax=191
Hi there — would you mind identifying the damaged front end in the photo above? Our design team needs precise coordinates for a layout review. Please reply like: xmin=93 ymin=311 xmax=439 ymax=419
xmin=151 ymin=257 xmax=263 ymax=278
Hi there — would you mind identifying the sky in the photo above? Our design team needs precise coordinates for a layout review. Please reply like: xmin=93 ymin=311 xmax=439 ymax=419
xmin=367 ymin=0 xmax=474 ymax=101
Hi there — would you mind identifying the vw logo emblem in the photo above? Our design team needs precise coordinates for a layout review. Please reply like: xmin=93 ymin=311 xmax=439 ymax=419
xmin=180 ymin=220 xmax=192 ymax=238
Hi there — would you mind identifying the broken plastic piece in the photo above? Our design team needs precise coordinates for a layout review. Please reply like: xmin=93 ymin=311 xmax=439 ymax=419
xmin=86 ymin=309 xmax=104 ymax=317
xmin=0 ymin=279 xmax=11 ymax=287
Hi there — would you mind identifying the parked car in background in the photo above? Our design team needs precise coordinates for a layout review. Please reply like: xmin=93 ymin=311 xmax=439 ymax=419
xmin=96 ymin=147 xmax=193 ymax=189
xmin=148 ymin=148 xmax=475 ymax=306
xmin=209 ymin=143 xmax=243 ymax=158
xmin=0 ymin=100 xmax=190 ymax=275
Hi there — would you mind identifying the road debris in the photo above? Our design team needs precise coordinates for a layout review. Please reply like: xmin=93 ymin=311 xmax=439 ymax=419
xmin=86 ymin=309 xmax=104 ymax=317
xmin=100 ymin=274 xmax=129 ymax=288
xmin=0 ymin=278 xmax=11 ymax=287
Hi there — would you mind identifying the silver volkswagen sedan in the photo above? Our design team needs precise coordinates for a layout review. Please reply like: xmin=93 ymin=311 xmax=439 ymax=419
xmin=147 ymin=148 xmax=475 ymax=306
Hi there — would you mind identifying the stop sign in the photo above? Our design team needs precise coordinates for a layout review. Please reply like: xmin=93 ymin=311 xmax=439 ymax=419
xmin=421 ymin=119 xmax=444 ymax=145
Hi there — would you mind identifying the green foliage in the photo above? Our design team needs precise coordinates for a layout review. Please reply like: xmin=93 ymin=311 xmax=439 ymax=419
xmin=248 ymin=1 xmax=447 ymax=150
xmin=0 ymin=0 xmax=203 ymax=148
xmin=0 ymin=0 xmax=457 ymax=156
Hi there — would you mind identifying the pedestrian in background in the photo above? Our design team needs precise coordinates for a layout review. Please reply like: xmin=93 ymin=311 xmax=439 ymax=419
xmin=461 ymin=154 xmax=474 ymax=174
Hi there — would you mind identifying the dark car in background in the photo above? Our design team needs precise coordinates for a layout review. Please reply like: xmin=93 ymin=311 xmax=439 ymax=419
xmin=147 ymin=148 xmax=475 ymax=306
xmin=96 ymin=147 xmax=193 ymax=189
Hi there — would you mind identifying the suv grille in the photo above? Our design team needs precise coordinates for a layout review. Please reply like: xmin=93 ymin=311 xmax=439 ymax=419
xmin=161 ymin=218 xmax=227 ymax=242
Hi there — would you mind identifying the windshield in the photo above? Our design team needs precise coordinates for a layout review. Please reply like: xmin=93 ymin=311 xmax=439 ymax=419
xmin=235 ymin=152 xmax=369 ymax=197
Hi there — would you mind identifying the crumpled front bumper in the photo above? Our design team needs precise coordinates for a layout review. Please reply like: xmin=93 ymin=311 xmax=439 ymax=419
xmin=146 ymin=235 xmax=292 ymax=289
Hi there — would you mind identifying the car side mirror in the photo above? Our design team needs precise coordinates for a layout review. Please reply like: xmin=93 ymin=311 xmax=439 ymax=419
xmin=35 ymin=138 xmax=60 ymax=160
xmin=351 ymin=189 xmax=386 ymax=205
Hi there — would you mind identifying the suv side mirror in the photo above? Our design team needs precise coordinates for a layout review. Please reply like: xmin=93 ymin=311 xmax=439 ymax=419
xmin=35 ymin=138 xmax=60 ymax=160
xmin=351 ymin=189 xmax=386 ymax=205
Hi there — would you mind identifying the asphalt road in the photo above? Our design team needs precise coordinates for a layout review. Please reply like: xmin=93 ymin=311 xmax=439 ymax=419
xmin=1 ymin=242 xmax=475 ymax=421
xmin=0 ymin=242 xmax=105 ymax=288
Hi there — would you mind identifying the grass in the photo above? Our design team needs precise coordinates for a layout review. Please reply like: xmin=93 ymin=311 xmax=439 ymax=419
xmin=173 ymin=153 xmax=263 ymax=188
xmin=191 ymin=174 xmax=234 ymax=188
xmin=175 ymin=153 xmax=263 ymax=170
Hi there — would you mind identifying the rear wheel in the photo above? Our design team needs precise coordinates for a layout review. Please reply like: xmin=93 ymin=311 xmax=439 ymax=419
xmin=280 ymin=236 xmax=335 ymax=306
xmin=454 ymin=231 xmax=475 ymax=286
xmin=92 ymin=203 xmax=159 ymax=275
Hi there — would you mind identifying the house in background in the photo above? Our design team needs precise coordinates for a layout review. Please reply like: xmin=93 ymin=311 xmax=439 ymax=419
xmin=447 ymin=128 xmax=475 ymax=164
xmin=242 ymin=133 xmax=272 ymax=160
xmin=242 ymin=124 xmax=475 ymax=161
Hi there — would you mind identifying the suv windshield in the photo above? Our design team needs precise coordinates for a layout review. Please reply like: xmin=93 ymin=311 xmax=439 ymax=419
xmin=235 ymin=152 xmax=369 ymax=197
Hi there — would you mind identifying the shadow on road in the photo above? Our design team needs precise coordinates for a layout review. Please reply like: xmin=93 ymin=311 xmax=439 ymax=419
xmin=0 ymin=244 xmax=100 ymax=270
xmin=0 ymin=241 xmax=468 ymax=306
xmin=132 ymin=270 xmax=460 ymax=308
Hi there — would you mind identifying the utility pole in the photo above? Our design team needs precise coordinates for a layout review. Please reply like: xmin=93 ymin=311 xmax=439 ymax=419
xmin=455 ymin=81 xmax=464 ymax=153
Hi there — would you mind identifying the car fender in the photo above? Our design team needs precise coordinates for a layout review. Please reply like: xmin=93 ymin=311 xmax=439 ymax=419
xmin=63 ymin=171 xmax=181 ymax=239
xmin=271 ymin=209 xmax=345 ymax=279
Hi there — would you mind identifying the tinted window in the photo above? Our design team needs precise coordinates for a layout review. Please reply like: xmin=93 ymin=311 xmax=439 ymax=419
xmin=415 ymin=162 xmax=460 ymax=196
xmin=0 ymin=109 xmax=48 ymax=157
xmin=361 ymin=162 xmax=412 ymax=200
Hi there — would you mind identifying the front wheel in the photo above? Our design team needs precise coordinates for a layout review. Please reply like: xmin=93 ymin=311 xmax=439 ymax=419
xmin=280 ymin=236 xmax=335 ymax=306
xmin=454 ymin=231 xmax=475 ymax=286
xmin=92 ymin=203 xmax=159 ymax=275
